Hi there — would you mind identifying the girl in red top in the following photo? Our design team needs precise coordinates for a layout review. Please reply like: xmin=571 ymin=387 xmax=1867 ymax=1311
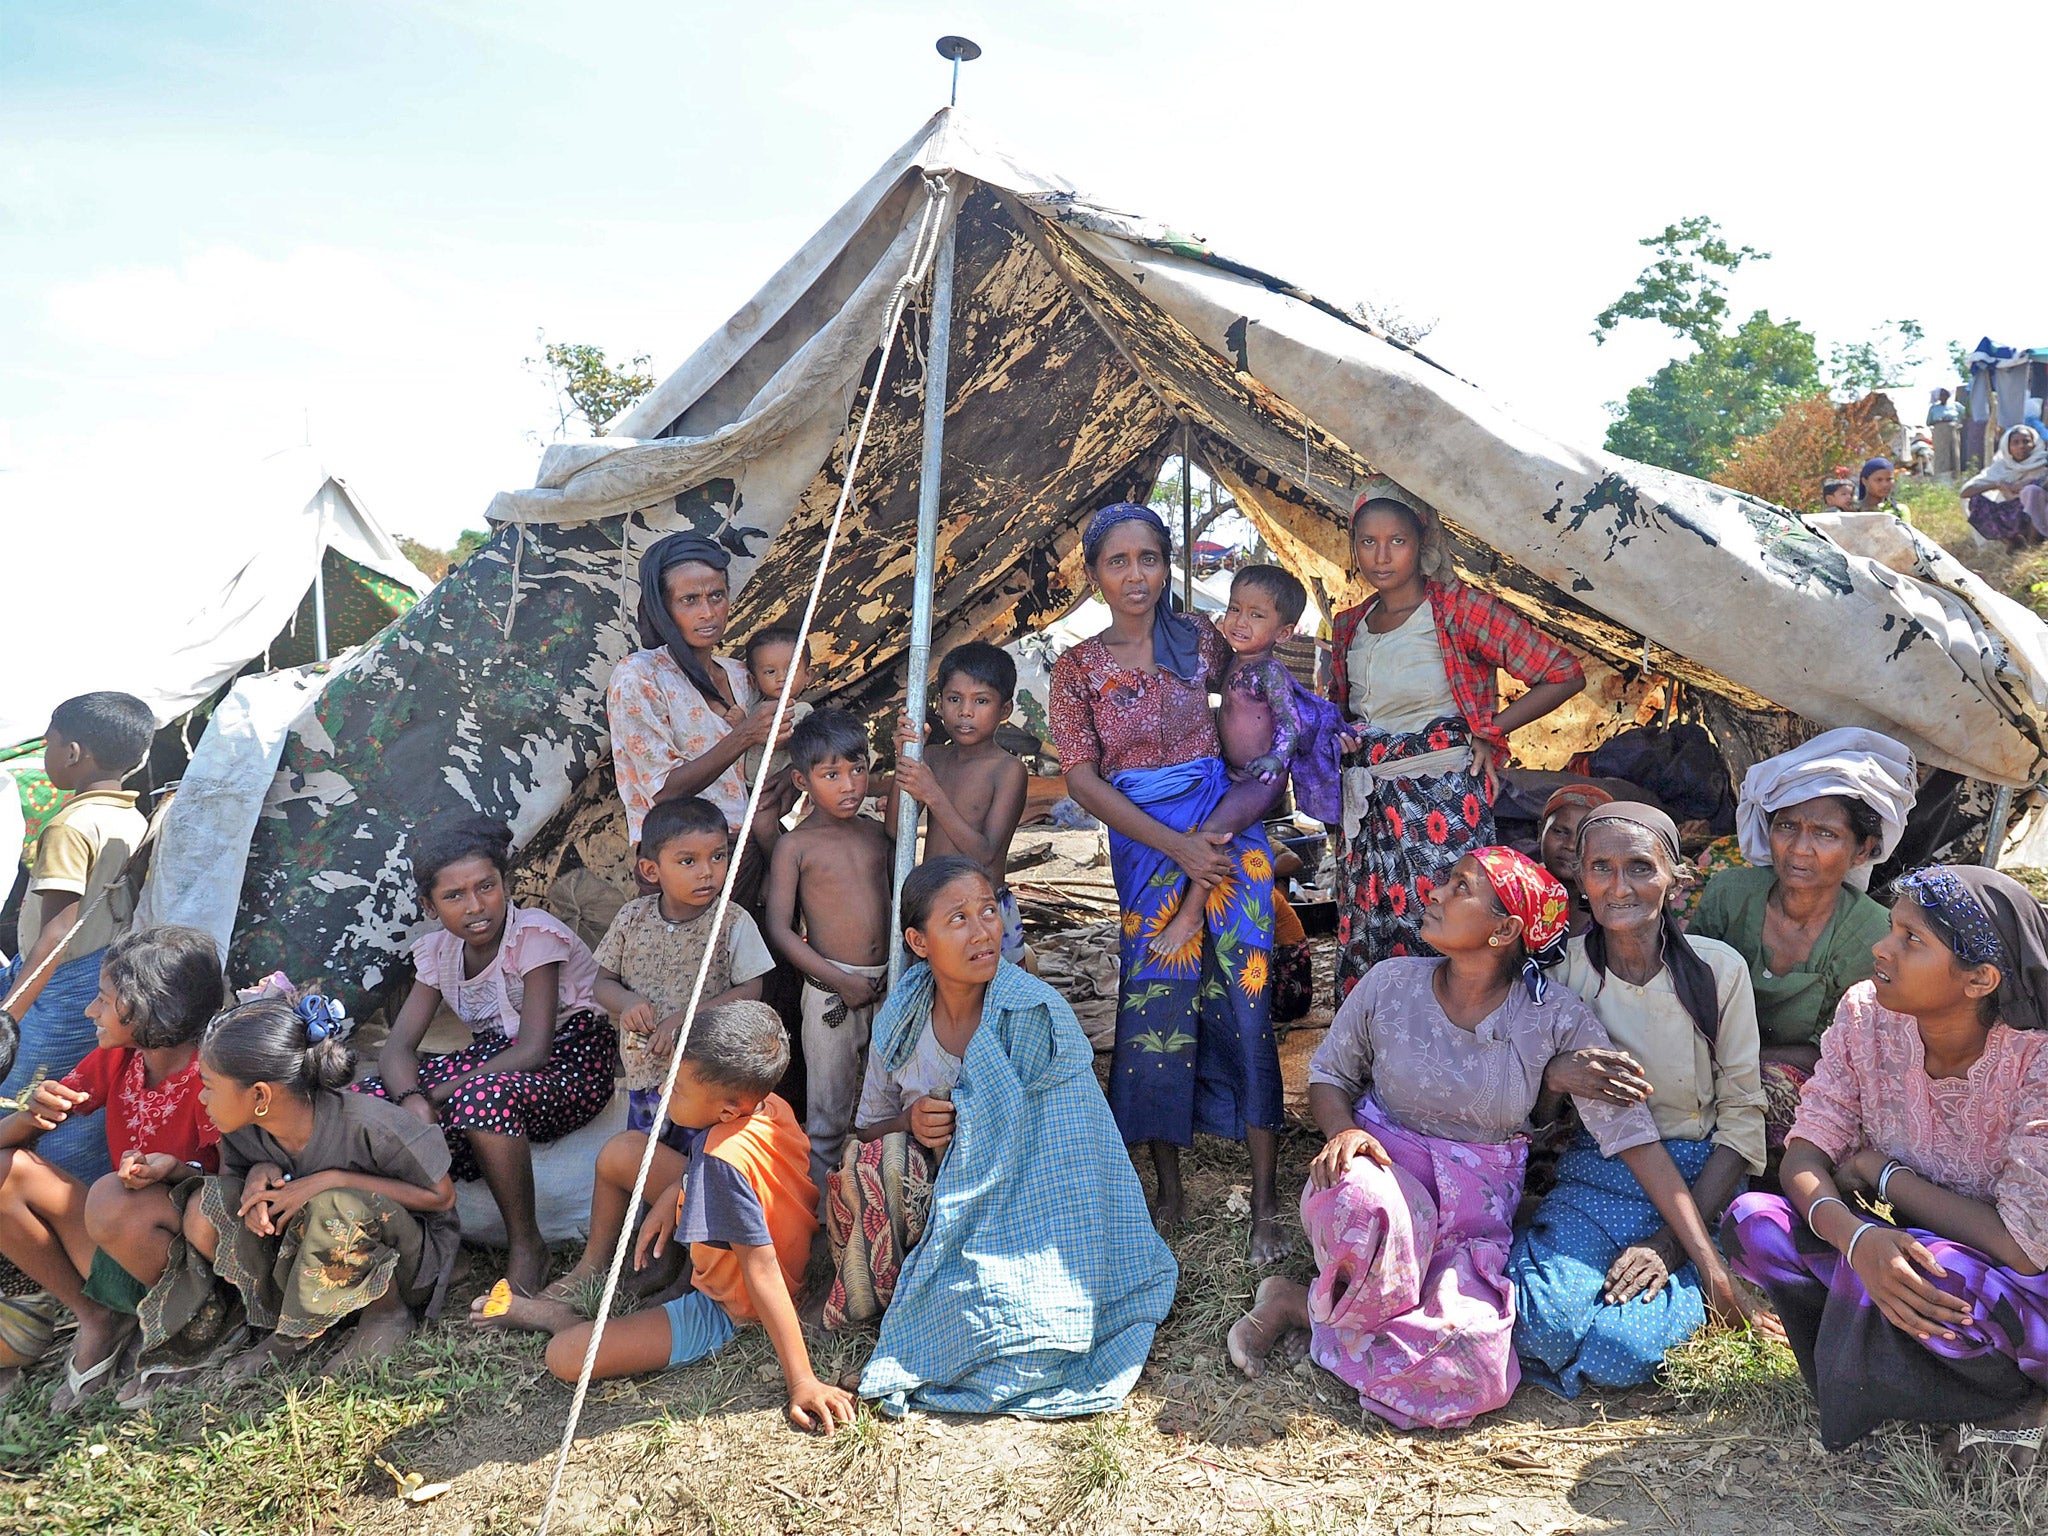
xmin=1329 ymin=477 xmax=1584 ymax=998
xmin=0 ymin=925 xmax=224 ymax=1409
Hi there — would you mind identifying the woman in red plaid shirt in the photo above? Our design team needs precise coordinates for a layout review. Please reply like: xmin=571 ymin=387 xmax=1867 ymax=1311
xmin=1329 ymin=478 xmax=1583 ymax=1000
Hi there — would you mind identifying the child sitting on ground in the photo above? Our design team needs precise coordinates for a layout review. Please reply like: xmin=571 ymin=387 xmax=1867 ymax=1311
xmin=594 ymin=796 xmax=777 ymax=1136
xmin=763 ymin=708 xmax=895 ymax=1197
xmin=0 ymin=690 xmax=155 ymax=1185
xmin=1150 ymin=565 xmax=1350 ymax=960
xmin=0 ymin=925 xmax=223 ymax=1410
xmin=887 ymin=641 xmax=1031 ymax=965
xmin=357 ymin=815 xmax=613 ymax=1298
xmin=118 ymin=998 xmax=458 ymax=1394
xmin=470 ymin=1000 xmax=855 ymax=1434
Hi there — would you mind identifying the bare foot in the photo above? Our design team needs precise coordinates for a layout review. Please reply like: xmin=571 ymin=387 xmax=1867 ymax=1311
xmin=327 ymin=1296 xmax=414 ymax=1374
xmin=1942 ymin=1394 xmax=2048 ymax=1478
xmin=1249 ymin=1215 xmax=1291 ymax=1266
xmin=221 ymin=1333 xmax=314 ymax=1384
xmin=468 ymin=1288 xmax=584 ymax=1336
xmin=1148 ymin=902 xmax=1206 ymax=966
xmin=1227 ymin=1276 xmax=1310 ymax=1379
xmin=1152 ymin=1191 xmax=1186 ymax=1241
xmin=542 ymin=1264 xmax=600 ymax=1302
xmin=504 ymin=1239 xmax=548 ymax=1299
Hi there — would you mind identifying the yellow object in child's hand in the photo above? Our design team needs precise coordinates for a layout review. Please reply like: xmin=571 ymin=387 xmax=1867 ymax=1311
xmin=0 ymin=1067 xmax=47 ymax=1115
xmin=481 ymin=1279 xmax=513 ymax=1320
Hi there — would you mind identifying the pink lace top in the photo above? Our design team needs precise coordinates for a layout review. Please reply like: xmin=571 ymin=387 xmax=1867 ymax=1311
xmin=1791 ymin=981 xmax=2048 ymax=1267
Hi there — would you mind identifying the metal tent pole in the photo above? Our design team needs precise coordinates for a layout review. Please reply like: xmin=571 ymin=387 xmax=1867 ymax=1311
xmin=312 ymin=485 xmax=331 ymax=663
xmin=1984 ymin=783 xmax=2017 ymax=868
xmin=889 ymin=203 xmax=959 ymax=985
xmin=1181 ymin=422 xmax=1194 ymax=611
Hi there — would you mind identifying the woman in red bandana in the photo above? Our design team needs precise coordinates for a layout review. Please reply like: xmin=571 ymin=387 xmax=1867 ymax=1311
xmin=1225 ymin=847 xmax=1716 ymax=1429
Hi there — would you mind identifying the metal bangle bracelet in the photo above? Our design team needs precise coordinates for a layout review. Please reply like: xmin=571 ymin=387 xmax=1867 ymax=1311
xmin=1845 ymin=1221 xmax=1879 ymax=1267
xmin=1878 ymin=1160 xmax=1909 ymax=1203
xmin=1806 ymin=1195 xmax=1853 ymax=1237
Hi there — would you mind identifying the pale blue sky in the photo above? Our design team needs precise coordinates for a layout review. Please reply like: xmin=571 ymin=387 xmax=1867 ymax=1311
xmin=4 ymin=0 xmax=2040 ymax=545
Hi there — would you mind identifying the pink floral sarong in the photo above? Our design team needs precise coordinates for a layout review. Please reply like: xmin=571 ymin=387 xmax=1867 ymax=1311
xmin=1301 ymin=1095 xmax=1528 ymax=1429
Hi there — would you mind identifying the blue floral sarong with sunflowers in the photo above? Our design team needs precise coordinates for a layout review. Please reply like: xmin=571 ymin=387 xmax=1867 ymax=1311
xmin=1106 ymin=759 xmax=1283 ymax=1147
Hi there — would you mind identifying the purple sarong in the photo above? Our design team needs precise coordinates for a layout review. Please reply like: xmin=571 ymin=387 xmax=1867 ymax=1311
xmin=1300 ymin=1096 xmax=1527 ymax=1430
xmin=1726 ymin=1191 xmax=2048 ymax=1447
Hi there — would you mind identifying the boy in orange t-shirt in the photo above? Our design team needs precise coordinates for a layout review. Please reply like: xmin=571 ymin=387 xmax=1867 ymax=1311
xmin=472 ymin=1001 xmax=854 ymax=1434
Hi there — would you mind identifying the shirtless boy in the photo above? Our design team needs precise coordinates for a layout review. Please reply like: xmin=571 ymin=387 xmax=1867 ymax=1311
xmin=888 ymin=642 xmax=1030 ymax=964
xmin=762 ymin=707 xmax=895 ymax=1195
xmin=1151 ymin=564 xmax=1348 ymax=959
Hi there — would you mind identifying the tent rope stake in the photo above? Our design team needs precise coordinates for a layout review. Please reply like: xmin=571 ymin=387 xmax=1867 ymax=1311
xmin=531 ymin=169 xmax=954 ymax=1536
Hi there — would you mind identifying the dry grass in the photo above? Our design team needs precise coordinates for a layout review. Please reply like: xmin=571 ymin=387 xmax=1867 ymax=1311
xmin=9 ymin=1021 xmax=2048 ymax=1532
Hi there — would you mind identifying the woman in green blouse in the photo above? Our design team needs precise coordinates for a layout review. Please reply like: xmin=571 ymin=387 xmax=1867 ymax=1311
xmin=1690 ymin=730 xmax=1917 ymax=1161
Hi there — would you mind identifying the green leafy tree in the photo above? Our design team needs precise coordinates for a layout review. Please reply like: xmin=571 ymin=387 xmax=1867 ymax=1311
xmin=397 ymin=529 xmax=490 ymax=582
xmin=1605 ymin=315 xmax=1822 ymax=477
xmin=528 ymin=335 xmax=657 ymax=436
xmin=1593 ymin=217 xmax=1766 ymax=349
xmin=1827 ymin=318 xmax=1926 ymax=395
xmin=1596 ymin=217 xmax=1820 ymax=477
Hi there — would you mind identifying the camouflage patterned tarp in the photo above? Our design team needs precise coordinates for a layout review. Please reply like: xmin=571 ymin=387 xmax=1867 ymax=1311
xmin=195 ymin=109 xmax=2048 ymax=1016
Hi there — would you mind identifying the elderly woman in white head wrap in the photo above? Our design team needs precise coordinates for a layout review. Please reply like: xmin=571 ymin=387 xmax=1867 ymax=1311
xmin=1690 ymin=729 xmax=1916 ymax=1159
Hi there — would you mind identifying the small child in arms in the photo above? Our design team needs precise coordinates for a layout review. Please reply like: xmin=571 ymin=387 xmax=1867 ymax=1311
xmin=887 ymin=641 xmax=1030 ymax=964
xmin=471 ymin=1001 xmax=855 ymax=1434
xmin=739 ymin=626 xmax=814 ymax=796
xmin=1821 ymin=478 xmax=1856 ymax=513
xmin=763 ymin=708 xmax=895 ymax=1197
xmin=594 ymin=797 xmax=778 ymax=1137
xmin=1150 ymin=564 xmax=1350 ymax=960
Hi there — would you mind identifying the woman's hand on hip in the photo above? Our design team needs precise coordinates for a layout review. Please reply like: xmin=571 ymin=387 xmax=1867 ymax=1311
xmin=1309 ymin=1127 xmax=1390 ymax=1190
xmin=1543 ymin=1047 xmax=1652 ymax=1107
xmin=1467 ymin=740 xmax=1499 ymax=802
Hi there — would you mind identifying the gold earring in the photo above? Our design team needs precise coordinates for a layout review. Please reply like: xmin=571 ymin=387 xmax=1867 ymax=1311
xmin=254 ymin=1100 xmax=268 ymax=1118
xmin=1487 ymin=936 xmax=1501 ymax=947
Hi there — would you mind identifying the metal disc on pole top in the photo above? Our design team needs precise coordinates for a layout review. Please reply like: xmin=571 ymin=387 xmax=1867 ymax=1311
xmin=936 ymin=35 xmax=980 ymax=105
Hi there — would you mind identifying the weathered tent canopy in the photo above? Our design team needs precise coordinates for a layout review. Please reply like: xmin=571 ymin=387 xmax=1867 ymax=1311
xmin=192 ymin=110 xmax=2048 ymax=1014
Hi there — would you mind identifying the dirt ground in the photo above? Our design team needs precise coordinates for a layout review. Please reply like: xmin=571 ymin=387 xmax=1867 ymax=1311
xmin=323 ymin=963 xmax=1990 ymax=1536
xmin=4 ymin=909 xmax=2034 ymax=1535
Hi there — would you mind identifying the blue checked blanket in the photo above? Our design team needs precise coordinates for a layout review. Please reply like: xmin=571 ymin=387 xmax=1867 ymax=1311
xmin=858 ymin=961 xmax=1179 ymax=1417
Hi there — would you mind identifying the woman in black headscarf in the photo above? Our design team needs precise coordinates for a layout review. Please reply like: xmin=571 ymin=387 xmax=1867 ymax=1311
xmin=605 ymin=532 xmax=793 ymax=894
xmin=1726 ymin=865 xmax=2048 ymax=1470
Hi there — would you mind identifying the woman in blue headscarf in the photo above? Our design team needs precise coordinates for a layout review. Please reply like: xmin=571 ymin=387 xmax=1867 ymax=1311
xmin=1045 ymin=504 xmax=1285 ymax=1262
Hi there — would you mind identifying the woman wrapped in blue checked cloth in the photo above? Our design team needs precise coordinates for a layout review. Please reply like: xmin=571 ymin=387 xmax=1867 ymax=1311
xmin=1045 ymin=503 xmax=1287 ymax=1263
xmin=1328 ymin=477 xmax=1584 ymax=1001
xmin=833 ymin=858 xmax=1176 ymax=1417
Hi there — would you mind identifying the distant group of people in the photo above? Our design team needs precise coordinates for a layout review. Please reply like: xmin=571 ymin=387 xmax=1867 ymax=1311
xmin=4 ymin=475 xmax=2048 ymax=1474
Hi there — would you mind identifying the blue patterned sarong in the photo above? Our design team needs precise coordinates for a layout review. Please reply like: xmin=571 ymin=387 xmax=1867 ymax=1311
xmin=0 ymin=947 xmax=111 ymax=1183
xmin=1106 ymin=759 xmax=1281 ymax=1146
xmin=858 ymin=962 xmax=1178 ymax=1418
xmin=1508 ymin=1132 xmax=1716 ymax=1396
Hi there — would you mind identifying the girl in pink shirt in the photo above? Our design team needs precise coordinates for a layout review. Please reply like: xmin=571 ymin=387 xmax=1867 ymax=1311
xmin=355 ymin=816 xmax=612 ymax=1297
xmin=1727 ymin=865 xmax=2048 ymax=1470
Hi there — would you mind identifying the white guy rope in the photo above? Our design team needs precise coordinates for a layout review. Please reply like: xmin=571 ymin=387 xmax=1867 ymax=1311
xmin=532 ymin=169 xmax=956 ymax=1536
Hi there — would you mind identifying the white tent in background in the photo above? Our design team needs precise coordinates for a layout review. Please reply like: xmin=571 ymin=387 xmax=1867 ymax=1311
xmin=0 ymin=453 xmax=433 ymax=748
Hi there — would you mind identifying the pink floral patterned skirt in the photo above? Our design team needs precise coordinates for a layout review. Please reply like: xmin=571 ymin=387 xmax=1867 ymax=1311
xmin=1301 ymin=1095 xmax=1527 ymax=1430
